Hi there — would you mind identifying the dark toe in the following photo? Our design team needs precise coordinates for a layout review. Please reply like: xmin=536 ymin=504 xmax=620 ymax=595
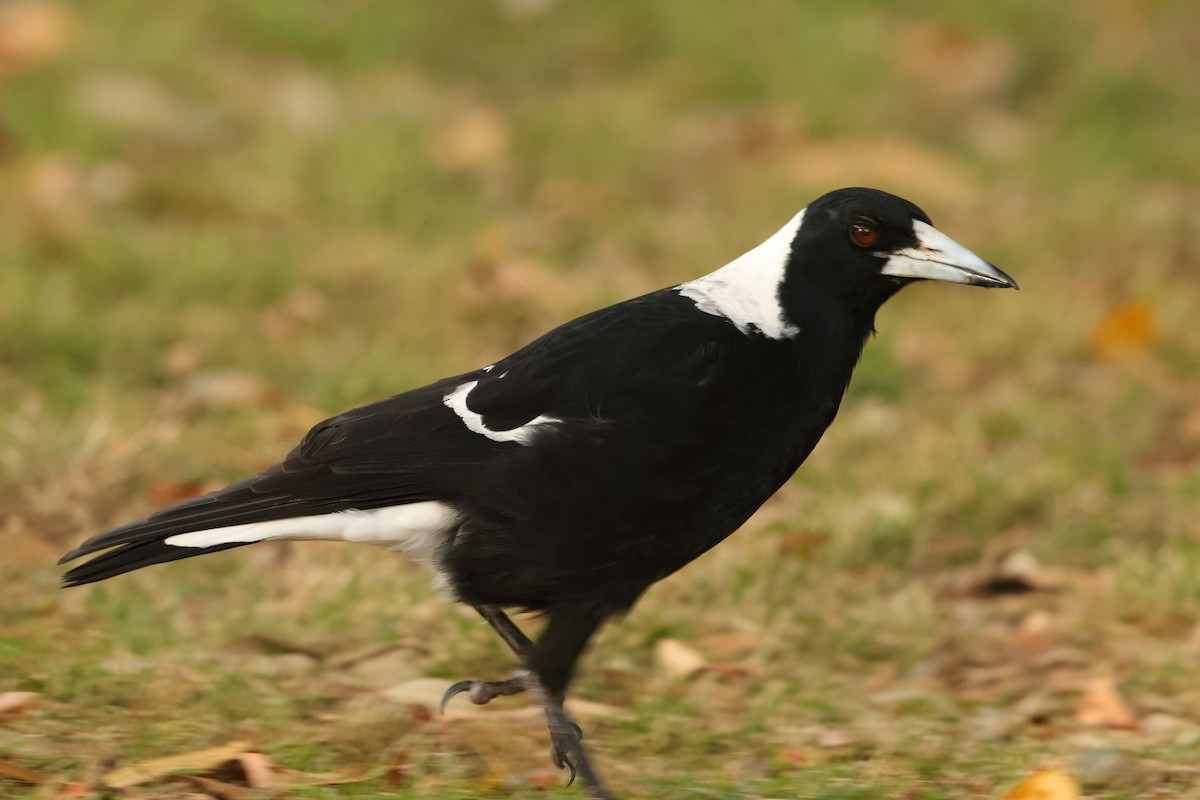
xmin=550 ymin=745 xmax=577 ymax=786
xmin=439 ymin=680 xmax=475 ymax=714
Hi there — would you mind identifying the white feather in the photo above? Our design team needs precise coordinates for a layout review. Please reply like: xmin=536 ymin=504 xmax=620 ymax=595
xmin=163 ymin=501 xmax=460 ymax=571
xmin=677 ymin=209 xmax=805 ymax=339
xmin=443 ymin=380 xmax=559 ymax=445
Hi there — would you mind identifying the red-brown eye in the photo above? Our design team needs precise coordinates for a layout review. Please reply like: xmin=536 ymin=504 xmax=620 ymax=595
xmin=850 ymin=222 xmax=877 ymax=247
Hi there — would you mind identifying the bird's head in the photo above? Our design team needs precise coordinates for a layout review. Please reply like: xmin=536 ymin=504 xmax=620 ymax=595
xmin=678 ymin=187 xmax=1017 ymax=341
xmin=783 ymin=187 xmax=1017 ymax=316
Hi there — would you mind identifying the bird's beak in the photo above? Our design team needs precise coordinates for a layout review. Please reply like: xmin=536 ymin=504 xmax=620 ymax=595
xmin=881 ymin=221 xmax=1018 ymax=289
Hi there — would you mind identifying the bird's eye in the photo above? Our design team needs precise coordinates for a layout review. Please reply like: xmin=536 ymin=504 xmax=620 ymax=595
xmin=850 ymin=222 xmax=877 ymax=248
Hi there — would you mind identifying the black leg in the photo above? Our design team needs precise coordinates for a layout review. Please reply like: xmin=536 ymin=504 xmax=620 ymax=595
xmin=476 ymin=605 xmax=534 ymax=660
xmin=526 ymin=605 xmax=613 ymax=799
xmin=439 ymin=604 xmax=615 ymax=799
xmin=439 ymin=606 xmax=537 ymax=712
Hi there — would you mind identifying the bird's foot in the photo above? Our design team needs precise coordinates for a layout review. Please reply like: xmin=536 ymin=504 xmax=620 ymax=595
xmin=439 ymin=672 xmax=530 ymax=711
xmin=542 ymin=699 xmax=584 ymax=787
xmin=441 ymin=672 xmax=607 ymax=796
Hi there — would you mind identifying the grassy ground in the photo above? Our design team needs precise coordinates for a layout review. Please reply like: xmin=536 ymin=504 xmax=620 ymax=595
xmin=2 ymin=1 xmax=1200 ymax=797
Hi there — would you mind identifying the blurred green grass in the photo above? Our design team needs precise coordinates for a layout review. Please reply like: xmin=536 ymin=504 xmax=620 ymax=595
xmin=2 ymin=1 xmax=1200 ymax=798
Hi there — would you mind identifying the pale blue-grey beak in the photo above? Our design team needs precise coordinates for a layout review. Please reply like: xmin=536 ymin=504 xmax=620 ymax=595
xmin=881 ymin=221 xmax=1018 ymax=289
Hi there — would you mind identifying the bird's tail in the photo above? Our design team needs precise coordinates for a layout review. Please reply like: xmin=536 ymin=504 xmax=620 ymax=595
xmin=59 ymin=469 xmax=454 ymax=587
xmin=59 ymin=537 xmax=250 ymax=587
xmin=58 ymin=472 xmax=298 ymax=587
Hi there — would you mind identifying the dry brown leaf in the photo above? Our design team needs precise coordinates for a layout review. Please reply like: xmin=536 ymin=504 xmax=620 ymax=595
xmin=0 ymin=691 xmax=39 ymax=717
xmin=1089 ymin=301 xmax=1157 ymax=362
xmin=103 ymin=741 xmax=248 ymax=789
xmin=236 ymin=753 xmax=279 ymax=789
xmin=0 ymin=758 xmax=48 ymax=785
xmin=0 ymin=2 xmax=75 ymax=78
xmin=654 ymin=638 xmax=708 ymax=679
xmin=1074 ymin=675 xmax=1140 ymax=730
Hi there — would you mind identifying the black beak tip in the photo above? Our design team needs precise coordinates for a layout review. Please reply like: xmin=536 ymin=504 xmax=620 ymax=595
xmin=988 ymin=263 xmax=1019 ymax=290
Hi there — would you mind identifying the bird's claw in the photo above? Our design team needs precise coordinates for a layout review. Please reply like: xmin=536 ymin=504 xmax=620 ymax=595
xmin=439 ymin=680 xmax=475 ymax=714
xmin=551 ymin=744 xmax=577 ymax=786
xmin=545 ymin=711 xmax=584 ymax=786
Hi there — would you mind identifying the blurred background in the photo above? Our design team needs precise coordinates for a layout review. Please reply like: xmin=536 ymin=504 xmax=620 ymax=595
xmin=2 ymin=1 xmax=1199 ymax=797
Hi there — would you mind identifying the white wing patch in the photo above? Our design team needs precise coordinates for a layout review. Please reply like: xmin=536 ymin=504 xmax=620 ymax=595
xmin=443 ymin=380 xmax=560 ymax=445
xmin=163 ymin=501 xmax=460 ymax=571
xmin=677 ymin=209 xmax=805 ymax=339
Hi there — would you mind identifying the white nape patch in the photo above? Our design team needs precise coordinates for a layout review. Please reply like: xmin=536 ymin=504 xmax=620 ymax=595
xmin=164 ymin=501 xmax=459 ymax=568
xmin=677 ymin=209 xmax=805 ymax=339
xmin=443 ymin=380 xmax=559 ymax=445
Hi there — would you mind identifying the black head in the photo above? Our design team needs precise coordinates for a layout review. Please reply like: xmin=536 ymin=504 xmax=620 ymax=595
xmin=783 ymin=187 xmax=1016 ymax=317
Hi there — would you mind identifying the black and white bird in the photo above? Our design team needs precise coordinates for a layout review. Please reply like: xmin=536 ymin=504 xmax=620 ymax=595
xmin=60 ymin=187 xmax=1016 ymax=799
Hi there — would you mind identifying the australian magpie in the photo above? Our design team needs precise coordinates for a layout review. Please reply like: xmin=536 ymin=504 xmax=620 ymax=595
xmin=60 ymin=187 xmax=1016 ymax=799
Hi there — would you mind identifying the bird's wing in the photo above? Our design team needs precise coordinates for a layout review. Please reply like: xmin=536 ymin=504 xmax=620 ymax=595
xmin=59 ymin=288 xmax=743 ymax=582
xmin=465 ymin=289 xmax=745 ymax=430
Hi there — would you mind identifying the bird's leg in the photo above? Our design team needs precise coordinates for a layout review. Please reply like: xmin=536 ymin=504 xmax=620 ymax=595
xmin=524 ymin=605 xmax=612 ymax=799
xmin=477 ymin=604 xmax=534 ymax=659
xmin=439 ymin=604 xmax=613 ymax=798
xmin=438 ymin=607 xmax=582 ymax=738
xmin=440 ymin=605 xmax=537 ymax=711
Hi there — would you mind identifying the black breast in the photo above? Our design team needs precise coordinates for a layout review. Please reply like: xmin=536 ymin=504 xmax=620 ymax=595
xmin=442 ymin=294 xmax=869 ymax=614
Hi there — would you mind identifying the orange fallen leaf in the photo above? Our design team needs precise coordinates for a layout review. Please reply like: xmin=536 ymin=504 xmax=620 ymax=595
xmin=0 ymin=758 xmax=48 ymax=785
xmin=102 ymin=741 xmax=248 ymax=789
xmin=1074 ymin=675 xmax=1140 ymax=730
xmin=1089 ymin=301 xmax=1157 ymax=362
xmin=1001 ymin=767 xmax=1080 ymax=800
